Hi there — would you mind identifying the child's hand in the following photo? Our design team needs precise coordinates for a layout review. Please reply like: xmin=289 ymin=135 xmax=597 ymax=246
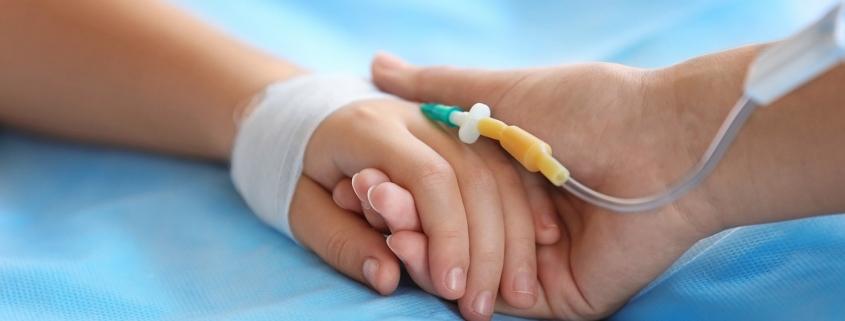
xmin=290 ymin=98 xmax=546 ymax=320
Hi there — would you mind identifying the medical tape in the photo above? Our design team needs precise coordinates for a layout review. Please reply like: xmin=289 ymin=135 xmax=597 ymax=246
xmin=231 ymin=74 xmax=394 ymax=242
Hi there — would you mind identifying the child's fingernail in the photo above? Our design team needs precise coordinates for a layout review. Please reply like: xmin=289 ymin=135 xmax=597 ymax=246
xmin=472 ymin=291 xmax=494 ymax=316
xmin=351 ymin=173 xmax=362 ymax=196
xmin=541 ymin=211 xmax=558 ymax=228
xmin=513 ymin=270 xmax=535 ymax=296
xmin=375 ymin=52 xmax=408 ymax=70
xmin=331 ymin=189 xmax=341 ymax=206
xmin=445 ymin=267 xmax=466 ymax=293
xmin=361 ymin=200 xmax=372 ymax=210
xmin=385 ymin=235 xmax=403 ymax=262
xmin=363 ymin=258 xmax=380 ymax=288
xmin=367 ymin=186 xmax=379 ymax=213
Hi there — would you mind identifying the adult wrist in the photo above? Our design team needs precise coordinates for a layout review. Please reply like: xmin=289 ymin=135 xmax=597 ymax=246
xmin=659 ymin=45 xmax=767 ymax=233
xmin=647 ymin=46 xmax=762 ymax=236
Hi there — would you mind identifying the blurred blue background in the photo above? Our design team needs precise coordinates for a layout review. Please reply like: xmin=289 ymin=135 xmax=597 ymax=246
xmin=2 ymin=0 xmax=844 ymax=320
xmin=172 ymin=0 xmax=834 ymax=71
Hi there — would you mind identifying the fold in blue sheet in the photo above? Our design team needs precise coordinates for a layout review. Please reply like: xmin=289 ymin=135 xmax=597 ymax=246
xmin=2 ymin=0 xmax=844 ymax=320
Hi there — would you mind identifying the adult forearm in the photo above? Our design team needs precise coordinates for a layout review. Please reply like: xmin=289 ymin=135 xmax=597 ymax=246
xmin=0 ymin=0 xmax=305 ymax=161
xmin=662 ymin=45 xmax=845 ymax=232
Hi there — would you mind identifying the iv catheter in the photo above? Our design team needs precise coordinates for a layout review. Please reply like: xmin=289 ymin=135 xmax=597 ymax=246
xmin=421 ymin=1 xmax=845 ymax=212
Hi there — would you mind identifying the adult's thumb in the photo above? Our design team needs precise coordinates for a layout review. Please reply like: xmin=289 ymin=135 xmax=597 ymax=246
xmin=371 ymin=52 xmax=513 ymax=109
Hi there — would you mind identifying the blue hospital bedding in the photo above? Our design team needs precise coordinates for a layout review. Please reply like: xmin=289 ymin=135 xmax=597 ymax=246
xmin=2 ymin=0 xmax=844 ymax=320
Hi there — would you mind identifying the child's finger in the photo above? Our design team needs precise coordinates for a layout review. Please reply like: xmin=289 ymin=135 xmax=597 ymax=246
xmin=368 ymin=181 xmax=422 ymax=233
xmin=513 ymin=162 xmax=562 ymax=245
xmin=386 ymin=231 xmax=437 ymax=295
xmin=289 ymin=176 xmax=401 ymax=296
xmin=332 ymin=178 xmax=363 ymax=213
xmin=351 ymin=169 xmax=390 ymax=233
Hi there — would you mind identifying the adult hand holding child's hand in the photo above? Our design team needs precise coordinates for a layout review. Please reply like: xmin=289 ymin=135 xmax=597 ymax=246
xmin=357 ymin=50 xmax=760 ymax=319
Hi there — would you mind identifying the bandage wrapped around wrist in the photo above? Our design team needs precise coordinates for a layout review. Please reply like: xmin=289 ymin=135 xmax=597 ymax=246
xmin=231 ymin=74 xmax=393 ymax=242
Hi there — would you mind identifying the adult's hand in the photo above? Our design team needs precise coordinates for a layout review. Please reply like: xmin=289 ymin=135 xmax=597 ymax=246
xmin=367 ymin=50 xmax=762 ymax=319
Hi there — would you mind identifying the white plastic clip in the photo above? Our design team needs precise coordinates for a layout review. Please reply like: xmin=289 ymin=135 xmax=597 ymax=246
xmin=457 ymin=103 xmax=491 ymax=144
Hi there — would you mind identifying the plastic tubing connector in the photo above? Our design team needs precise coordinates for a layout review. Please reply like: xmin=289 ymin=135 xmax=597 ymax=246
xmin=421 ymin=103 xmax=570 ymax=186
xmin=421 ymin=103 xmax=462 ymax=128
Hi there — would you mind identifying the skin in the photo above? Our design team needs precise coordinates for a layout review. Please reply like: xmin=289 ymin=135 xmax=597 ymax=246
xmin=0 ymin=1 xmax=553 ymax=320
xmin=303 ymin=99 xmax=547 ymax=319
xmin=337 ymin=48 xmax=845 ymax=319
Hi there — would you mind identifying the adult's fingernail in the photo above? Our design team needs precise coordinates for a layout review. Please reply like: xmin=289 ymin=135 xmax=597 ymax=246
xmin=367 ymin=186 xmax=379 ymax=213
xmin=363 ymin=258 xmax=380 ymax=289
xmin=513 ymin=270 xmax=535 ymax=296
xmin=445 ymin=267 xmax=466 ymax=293
xmin=541 ymin=211 xmax=558 ymax=228
xmin=472 ymin=291 xmax=494 ymax=316
xmin=375 ymin=52 xmax=408 ymax=70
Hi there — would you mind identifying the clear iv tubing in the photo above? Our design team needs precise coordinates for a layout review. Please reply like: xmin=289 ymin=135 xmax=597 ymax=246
xmin=561 ymin=96 xmax=758 ymax=212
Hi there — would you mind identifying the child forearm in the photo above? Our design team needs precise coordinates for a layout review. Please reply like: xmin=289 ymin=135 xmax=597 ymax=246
xmin=0 ymin=0 xmax=305 ymax=160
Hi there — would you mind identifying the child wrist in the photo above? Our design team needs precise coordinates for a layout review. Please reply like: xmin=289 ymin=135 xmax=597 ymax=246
xmin=230 ymin=74 xmax=395 ymax=242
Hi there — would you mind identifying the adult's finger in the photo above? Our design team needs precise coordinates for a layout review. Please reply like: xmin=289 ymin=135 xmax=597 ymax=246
xmin=466 ymin=140 xmax=539 ymax=310
xmin=493 ymin=247 xmax=557 ymax=319
xmin=406 ymin=123 xmax=505 ymax=320
xmin=514 ymin=163 xmax=562 ymax=245
xmin=289 ymin=176 xmax=401 ymax=296
xmin=371 ymin=52 xmax=532 ymax=109
xmin=379 ymin=139 xmax=472 ymax=302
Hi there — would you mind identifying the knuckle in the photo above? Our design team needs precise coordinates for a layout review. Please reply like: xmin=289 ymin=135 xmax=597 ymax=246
xmin=413 ymin=160 xmax=456 ymax=189
xmin=470 ymin=238 xmax=505 ymax=266
xmin=573 ymin=302 xmax=617 ymax=321
xmin=488 ymin=159 xmax=521 ymax=184
xmin=507 ymin=232 xmax=536 ymax=250
xmin=430 ymin=227 xmax=466 ymax=246
xmin=485 ymin=154 xmax=513 ymax=172
xmin=415 ymin=65 xmax=458 ymax=100
xmin=462 ymin=167 xmax=497 ymax=191
xmin=345 ymin=103 xmax=382 ymax=124
xmin=324 ymin=228 xmax=356 ymax=270
xmin=324 ymin=102 xmax=389 ymax=136
xmin=417 ymin=65 xmax=453 ymax=84
xmin=472 ymin=248 xmax=505 ymax=267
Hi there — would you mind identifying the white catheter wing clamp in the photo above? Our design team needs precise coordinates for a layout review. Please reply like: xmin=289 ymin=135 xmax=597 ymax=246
xmin=745 ymin=1 xmax=845 ymax=106
xmin=455 ymin=103 xmax=490 ymax=144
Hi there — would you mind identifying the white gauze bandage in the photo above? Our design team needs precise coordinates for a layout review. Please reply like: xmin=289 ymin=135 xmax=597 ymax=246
xmin=231 ymin=74 xmax=394 ymax=241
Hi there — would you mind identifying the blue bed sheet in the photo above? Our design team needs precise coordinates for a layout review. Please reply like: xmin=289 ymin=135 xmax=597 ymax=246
xmin=2 ymin=0 xmax=844 ymax=320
